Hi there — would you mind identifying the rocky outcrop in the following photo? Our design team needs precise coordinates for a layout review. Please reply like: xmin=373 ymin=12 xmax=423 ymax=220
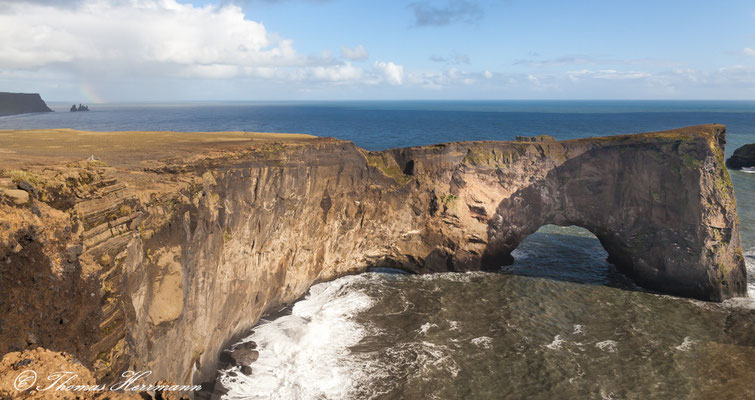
xmin=0 ymin=92 xmax=53 ymax=117
xmin=0 ymin=125 xmax=747 ymax=392
xmin=726 ymin=143 xmax=755 ymax=170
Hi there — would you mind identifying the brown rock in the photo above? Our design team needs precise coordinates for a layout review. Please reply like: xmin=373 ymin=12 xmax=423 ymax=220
xmin=2 ymin=189 xmax=29 ymax=205
xmin=229 ymin=348 xmax=259 ymax=366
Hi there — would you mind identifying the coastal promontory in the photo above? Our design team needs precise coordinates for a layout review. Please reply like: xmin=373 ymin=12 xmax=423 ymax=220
xmin=726 ymin=143 xmax=755 ymax=170
xmin=0 ymin=125 xmax=747 ymax=395
xmin=0 ymin=92 xmax=53 ymax=117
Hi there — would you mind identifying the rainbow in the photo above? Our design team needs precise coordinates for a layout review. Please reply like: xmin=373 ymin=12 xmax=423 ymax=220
xmin=79 ymin=83 xmax=106 ymax=104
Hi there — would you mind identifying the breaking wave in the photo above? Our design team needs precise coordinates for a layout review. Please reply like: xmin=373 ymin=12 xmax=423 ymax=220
xmin=218 ymin=275 xmax=374 ymax=400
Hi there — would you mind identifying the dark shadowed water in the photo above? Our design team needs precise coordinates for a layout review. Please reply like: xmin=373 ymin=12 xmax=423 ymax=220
xmin=2 ymin=101 xmax=753 ymax=399
xmin=218 ymin=226 xmax=754 ymax=400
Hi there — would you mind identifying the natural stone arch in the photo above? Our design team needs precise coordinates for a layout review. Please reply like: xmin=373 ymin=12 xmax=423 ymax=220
xmin=481 ymin=133 xmax=746 ymax=301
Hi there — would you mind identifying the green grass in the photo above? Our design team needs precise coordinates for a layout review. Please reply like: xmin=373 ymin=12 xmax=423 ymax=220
xmin=364 ymin=152 xmax=412 ymax=185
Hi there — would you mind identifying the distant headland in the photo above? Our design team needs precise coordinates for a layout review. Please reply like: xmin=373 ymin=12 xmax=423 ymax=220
xmin=0 ymin=92 xmax=53 ymax=117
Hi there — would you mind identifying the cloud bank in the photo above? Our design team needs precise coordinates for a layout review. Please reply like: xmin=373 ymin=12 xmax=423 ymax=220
xmin=0 ymin=0 xmax=400 ymax=86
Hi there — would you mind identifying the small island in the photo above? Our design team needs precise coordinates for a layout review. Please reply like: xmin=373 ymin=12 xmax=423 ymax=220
xmin=70 ymin=104 xmax=90 ymax=112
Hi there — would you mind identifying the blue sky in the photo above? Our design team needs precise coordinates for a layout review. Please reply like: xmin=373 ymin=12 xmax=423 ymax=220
xmin=0 ymin=0 xmax=754 ymax=101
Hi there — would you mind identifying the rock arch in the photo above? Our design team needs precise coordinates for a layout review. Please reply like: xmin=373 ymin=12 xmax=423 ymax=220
xmin=478 ymin=129 xmax=747 ymax=301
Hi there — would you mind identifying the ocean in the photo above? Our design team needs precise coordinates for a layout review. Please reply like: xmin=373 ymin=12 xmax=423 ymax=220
xmin=2 ymin=100 xmax=753 ymax=399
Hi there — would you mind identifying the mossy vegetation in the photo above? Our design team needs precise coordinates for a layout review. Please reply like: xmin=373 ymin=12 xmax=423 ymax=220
xmin=7 ymin=169 xmax=41 ymax=186
xmin=439 ymin=193 xmax=459 ymax=209
xmin=363 ymin=152 xmax=412 ymax=185
xmin=462 ymin=146 xmax=520 ymax=168
xmin=99 ymin=254 xmax=112 ymax=268
xmin=253 ymin=141 xmax=285 ymax=156
xmin=118 ymin=204 xmax=132 ymax=218
xmin=708 ymin=139 xmax=735 ymax=203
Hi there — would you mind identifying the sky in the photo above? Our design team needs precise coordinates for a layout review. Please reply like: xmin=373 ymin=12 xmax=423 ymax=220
xmin=0 ymin=0 xmax=754 ymax=102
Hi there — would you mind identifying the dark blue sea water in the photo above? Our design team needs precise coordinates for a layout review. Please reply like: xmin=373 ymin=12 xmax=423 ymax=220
xmin=1 ymin=100 xmax=754 ymax=153
xmin=2 ymin=101 xmax=754 ymax=399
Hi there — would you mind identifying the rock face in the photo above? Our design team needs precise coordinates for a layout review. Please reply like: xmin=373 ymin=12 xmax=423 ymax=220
xmin=0 ymin=125 xmax=747 ymax=390
xmin=0 ymin=92 xmax=53 ymax=117
xmin=726 ymin=143 xmax=755 ymax=170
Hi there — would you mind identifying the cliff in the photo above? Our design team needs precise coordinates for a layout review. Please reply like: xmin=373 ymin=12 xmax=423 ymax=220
xmin=0 ymin=92 xmax=53 ymax=117
xmin=0 ymin=125 xmax=747 ymax=394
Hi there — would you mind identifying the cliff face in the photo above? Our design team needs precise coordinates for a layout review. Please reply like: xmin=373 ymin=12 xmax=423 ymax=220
xmin=0 ymin=92 xmax=53 ymax=117
xmin=0 ymin=125 xmax=747 ymax=389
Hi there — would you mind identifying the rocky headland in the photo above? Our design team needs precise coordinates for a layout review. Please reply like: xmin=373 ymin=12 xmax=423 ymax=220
xmin=726 ymin=143 xmax=755 ymax=170
xmin=0 ymin=125 xmax=747 ymax=397
xmin=0 ymin=92 xmax=53 ymax=117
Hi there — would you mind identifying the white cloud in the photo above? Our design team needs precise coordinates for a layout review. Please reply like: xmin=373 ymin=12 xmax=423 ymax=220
xmin=341 ymin=44 xmax=368 ymax=61
xmin=744 ymin=48 xmax=755 ymax=57
xmin=0 ymin=0 xmax=415 ymax=93
xmin=567 ymin=69 xmax=651 ymax=81
xmin=372 ymin=61 xmax=404 ymax=85
xmin=0 ymin=0 xmax=384 ymax=85
xmin=0 ymin=1 xmax=304 ymax=76
xmin=305 ymin=62 xmax=364 ymax=82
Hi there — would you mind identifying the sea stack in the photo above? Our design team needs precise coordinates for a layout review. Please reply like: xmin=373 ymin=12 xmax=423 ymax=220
xmin=726 ymin=143 xmax=755 ymax=170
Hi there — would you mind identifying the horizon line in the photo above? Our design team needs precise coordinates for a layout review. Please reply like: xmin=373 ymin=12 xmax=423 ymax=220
xmin=43 ymin=98 xmax=755 ymax=104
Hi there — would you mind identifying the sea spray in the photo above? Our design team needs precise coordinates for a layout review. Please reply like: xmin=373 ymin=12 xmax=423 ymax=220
xmin=218 ymin=275 xmax=375 ymax=400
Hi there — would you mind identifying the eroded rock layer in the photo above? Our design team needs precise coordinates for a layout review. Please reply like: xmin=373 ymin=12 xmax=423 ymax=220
xmin=0 ymin=125 xmax=747 ymax=389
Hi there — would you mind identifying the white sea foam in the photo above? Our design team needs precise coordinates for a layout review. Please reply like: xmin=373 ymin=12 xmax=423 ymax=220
xmin=745 ymin=249 xmax=755 ymax=298
xmin=595 ymin=340 xmax=617 ymax=352
xmin=418 ymin=341 xmax=460 ymax=378
xmin=218 ymin=275 xmax=374 ymax=400
xmin=573 ymin=324 xmax=584 ymax=335
xmin=471 ymin=336 xmax=493 ymax=349
xmin=741 ymin=167 xmax=755 ymax=173
xmin=511 ymin=248 xmax=531 ymax=260
xmin=546 ymin=335 xmax=565 ymax=350
xmin=418 ymin=322 xmax=439 ymax=335
xmin=413 ymin=270 xmax=488 ymax=282
xmin=675 ymin=336 xmax=695 ymax=351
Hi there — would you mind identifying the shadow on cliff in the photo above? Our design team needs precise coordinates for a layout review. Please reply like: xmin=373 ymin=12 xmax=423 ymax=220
xmin=0 ymin=227 xmax=103 ymax=366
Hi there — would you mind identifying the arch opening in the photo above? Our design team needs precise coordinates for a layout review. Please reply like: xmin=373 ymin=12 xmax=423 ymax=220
xmin=501 ymin=224 xmax=637 ymax=289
